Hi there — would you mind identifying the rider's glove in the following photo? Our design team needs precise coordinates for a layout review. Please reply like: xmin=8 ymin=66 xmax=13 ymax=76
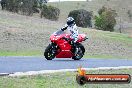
xmin=61 ymin=25 xmax=68 ymax=31
xmin=61 ymin=27 xmax=67 ymax=31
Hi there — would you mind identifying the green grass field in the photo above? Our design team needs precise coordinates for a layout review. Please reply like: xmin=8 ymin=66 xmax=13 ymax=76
xmin=0 ymin=28 xmax=131 ymax=59
xmin=0 ymin=69 xmax=132 ymax=88
xmin=0 ymin=50 xmax=41 ymax=56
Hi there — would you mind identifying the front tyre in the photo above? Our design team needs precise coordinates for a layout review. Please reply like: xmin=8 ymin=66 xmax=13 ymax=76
xmin=72 ymin=43 xmax=85 ymax=60
xmin=44 ymin=43 xmax=56 ymax=60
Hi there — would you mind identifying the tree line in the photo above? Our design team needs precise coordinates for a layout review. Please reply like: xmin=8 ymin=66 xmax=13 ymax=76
xmin=0 ymin=0 xmax=47 ymax=15
xmin=0 ymin=0 xmax=118 ymax=32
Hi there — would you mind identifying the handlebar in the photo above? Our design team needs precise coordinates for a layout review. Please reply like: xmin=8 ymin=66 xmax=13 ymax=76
xmin=62 ymin=37 xmax=88 ymax=42
xmin=83 ymin=37 xmax=88 ymax=41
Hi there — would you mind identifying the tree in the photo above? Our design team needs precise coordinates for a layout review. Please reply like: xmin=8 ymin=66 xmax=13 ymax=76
xmin=38 ymin=0 xmax=48 ymax=8
xmin=1 ymin=0 xmax=7 ymax=10
xmin=1 ymin=0 xmax=48 ymax=15
xmin=127 ymin=10 xmax=132 ymax=22
xmin=68 ymin=9 xmax=93 ymax=28
xmin=41 ymin=4 xmax=60 ymax=20
xmin=98 ymin=6 xmax=107 ymax=15
xmin=95 ymin=7 xmax=117 ymax=32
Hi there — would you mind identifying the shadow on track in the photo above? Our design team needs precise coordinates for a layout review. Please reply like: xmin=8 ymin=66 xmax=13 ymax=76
xmin=49 ymin=58 xmax=85 ymax=62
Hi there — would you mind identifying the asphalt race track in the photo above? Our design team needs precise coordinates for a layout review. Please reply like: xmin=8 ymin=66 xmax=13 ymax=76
xmin=0 ymin=56 xmax=132 ymax=73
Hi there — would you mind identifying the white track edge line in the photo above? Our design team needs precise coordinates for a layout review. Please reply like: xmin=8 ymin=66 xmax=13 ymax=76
xmin=0 ymin=66 xmax=132 ymax=77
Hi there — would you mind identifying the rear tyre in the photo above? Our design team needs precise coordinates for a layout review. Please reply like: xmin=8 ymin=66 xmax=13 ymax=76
xmin=72 ymin=43 xmax=85 ymax=60
xmin=44 ymin=43 xmax=56 ymax=60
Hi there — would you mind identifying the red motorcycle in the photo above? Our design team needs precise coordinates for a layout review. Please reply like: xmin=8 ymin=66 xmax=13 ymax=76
xmin=44 ymin=30 xmax=88 ymax=60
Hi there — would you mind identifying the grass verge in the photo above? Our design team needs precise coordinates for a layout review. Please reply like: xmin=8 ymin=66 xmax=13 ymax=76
xmin=0 ymin=50 xmax=131 ymax=59
xmin=0 ymin=69 xmax=132 ymax=88
xmin=0 ymin=50 xmax=42 ymax=56
xmin=0 ymin=10 xmax=132 ymax=59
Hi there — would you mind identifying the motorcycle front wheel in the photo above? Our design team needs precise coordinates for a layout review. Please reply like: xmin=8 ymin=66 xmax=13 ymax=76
xmin=72 ymin=43 xmax=85 ymax=60
xmin=44 ymin=43 xmax=56 ymax=60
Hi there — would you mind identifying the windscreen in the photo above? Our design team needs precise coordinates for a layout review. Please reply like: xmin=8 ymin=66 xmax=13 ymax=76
xmin=53 ymin=30 xmax=65 ymax=36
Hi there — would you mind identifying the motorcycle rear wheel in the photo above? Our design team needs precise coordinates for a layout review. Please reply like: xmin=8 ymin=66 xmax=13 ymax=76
xmin=44 ymin=43 xmax=56 ymax=60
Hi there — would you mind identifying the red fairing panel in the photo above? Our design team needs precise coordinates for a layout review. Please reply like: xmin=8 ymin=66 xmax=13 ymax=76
xmin=55 ymin=35 xmax=73 ymax=58
xmin=77 ymin=34 xmax=86 ymax=43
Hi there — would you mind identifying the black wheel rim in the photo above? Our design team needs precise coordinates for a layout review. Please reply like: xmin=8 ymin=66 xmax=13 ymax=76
xmin=47 ymin=48 xmax=55 ymax=59
xmin=76 ymin=47 xmax=83 ymax=59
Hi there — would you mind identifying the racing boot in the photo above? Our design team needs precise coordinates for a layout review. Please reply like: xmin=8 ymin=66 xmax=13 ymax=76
xmin=71 ymin=40 xmax=78 ymax=55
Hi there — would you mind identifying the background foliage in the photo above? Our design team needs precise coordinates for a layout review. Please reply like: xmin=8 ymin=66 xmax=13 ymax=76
xmin=68 ymin=9 xmax=93 ymax=28
xmin=95 ymin=6 xmax=117 ymax=32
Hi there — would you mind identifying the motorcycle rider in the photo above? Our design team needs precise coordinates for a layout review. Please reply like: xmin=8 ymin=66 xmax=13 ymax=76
xmin=60 ymin=17 xmax=78 ymax=53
